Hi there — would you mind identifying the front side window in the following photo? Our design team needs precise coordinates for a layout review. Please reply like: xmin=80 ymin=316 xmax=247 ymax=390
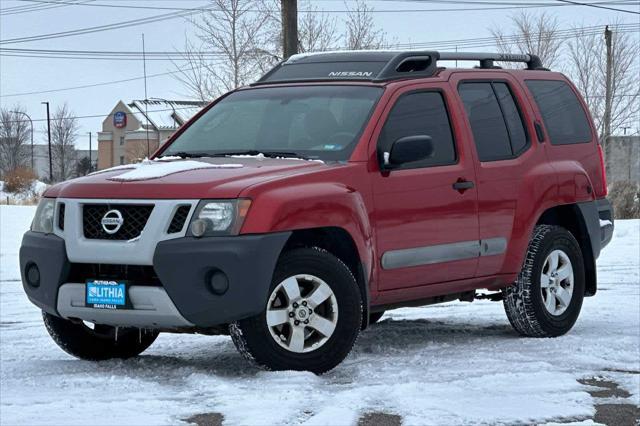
xmin=459 ymin=81 xmax=529 ymax=161
xmin=163 ymin=85 xmax=382 ymax=161
xmin=525 ymin=80 xmax=592 ymax=145
xmin=378 ymin=91 xmax=456 ymax=169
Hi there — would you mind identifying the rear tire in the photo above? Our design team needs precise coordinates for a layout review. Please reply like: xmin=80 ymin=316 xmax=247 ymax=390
xmin=230 ymin=248 xmax=362 ymax=374
xmin=43 ymin=312 xmax=159 ymax=361
xmin=503 ymin=225 xmax=585 ymax=337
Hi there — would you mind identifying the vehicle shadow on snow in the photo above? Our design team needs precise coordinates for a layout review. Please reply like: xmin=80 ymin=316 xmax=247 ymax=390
xmin=37 ymin=318 xmax=516 ymax=382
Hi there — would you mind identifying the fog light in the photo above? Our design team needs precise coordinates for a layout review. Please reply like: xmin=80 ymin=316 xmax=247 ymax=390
xmin=208 ymin=270 xmax=229 ymax=295
xmin=25 ymin=263 xmax=40 ymax=288
xmin=190 ymin=219 xmax=209 ymax=237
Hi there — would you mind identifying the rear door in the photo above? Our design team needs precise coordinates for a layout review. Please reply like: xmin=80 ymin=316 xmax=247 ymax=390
xmin=370 ymin=83 xmax=480 ymax=291
xmin=450 ymin=72 xmax=548 ymax=277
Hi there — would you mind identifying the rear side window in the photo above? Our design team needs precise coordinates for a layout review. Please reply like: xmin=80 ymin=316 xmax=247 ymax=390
xmin=379 ymin=91 xmax=456 ymax=168
xmin=525 ymin=80 xmax=592 ymax=145
xmin=493 ymin=83 xmax=528 ymax=154
xmin=458 ymin=82 xmax=528 ymax=161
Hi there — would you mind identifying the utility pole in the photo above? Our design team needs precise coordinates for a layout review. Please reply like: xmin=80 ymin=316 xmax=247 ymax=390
xmin=603 ymin=25 xmax=613 ymax=153
xmin=10 ymin=110 xmax=33 ymax=170
xmin=281 ymin=0 xmax=298 ymax=59
xmin=41 ymin=101 xmax=53 ymax=181
xmin=88 ymin=132 xmax=92 ymax=173
xmin=142 ymin=33 xmax=150 ymax=158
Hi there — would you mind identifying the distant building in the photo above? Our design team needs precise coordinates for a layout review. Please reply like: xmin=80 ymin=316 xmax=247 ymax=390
xmin=605 ymin=136 xmax=640 ymax=184
xmin=28 ymin=144 xmax=97 ymax=181
xmin=97 ymin=99 xmax=207 ymax=170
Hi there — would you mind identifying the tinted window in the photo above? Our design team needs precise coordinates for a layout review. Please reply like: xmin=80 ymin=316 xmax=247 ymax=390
xmin=379 ymin=91 xmax=456 ymax=168
xmin=526 ymin=80 xmax=592 ymax=145
xmin=459 ymin=82 xmax=512 ymax=161
xmin=493 ymin=83 xmax=528 ymax=154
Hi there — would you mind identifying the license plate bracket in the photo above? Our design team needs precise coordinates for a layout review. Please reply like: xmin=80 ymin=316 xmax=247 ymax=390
xmin=86 ymin=280 xmax=130 ymax=310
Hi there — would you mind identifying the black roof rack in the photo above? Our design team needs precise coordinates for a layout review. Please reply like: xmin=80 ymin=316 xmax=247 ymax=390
xmin=253 ymin=50 xmax=547 ymax=85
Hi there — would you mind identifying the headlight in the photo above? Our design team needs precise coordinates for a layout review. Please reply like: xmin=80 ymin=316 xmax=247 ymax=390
xmin=31 ymin=198 xmax=55 ymax=233
xmin=189 ymin=199 xmax=251 ymax=237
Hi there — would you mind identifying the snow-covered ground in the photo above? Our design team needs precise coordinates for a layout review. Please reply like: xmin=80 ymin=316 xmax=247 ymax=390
xmin=1 ymin=205 xmax=638 ymax=425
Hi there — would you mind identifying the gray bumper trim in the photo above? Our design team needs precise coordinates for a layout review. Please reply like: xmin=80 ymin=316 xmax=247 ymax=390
xmin=57 ymin=283 xmax=193 ymax=329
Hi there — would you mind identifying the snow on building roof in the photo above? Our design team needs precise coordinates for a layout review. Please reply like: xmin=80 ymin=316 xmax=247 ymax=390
xmin=128 ymin=99 xmax=207 ymax=131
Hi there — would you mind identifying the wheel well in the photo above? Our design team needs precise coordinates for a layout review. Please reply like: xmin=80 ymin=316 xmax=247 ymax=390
xmin=536 ymin=204 xmax=597 ymax=296
xmin=282 ymin=227 xmax=370 ymax=328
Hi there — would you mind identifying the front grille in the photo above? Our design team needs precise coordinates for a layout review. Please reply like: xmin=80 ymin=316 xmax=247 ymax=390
xmin=58 ymin=203 xmax=65 ymax=230
xmin=167 ymin=205 xmax=191 ymax=233
xmin=83 ymin=204 xmax=154 ymax=240
xmin=68 ymin=263 xmax=161 ymax=286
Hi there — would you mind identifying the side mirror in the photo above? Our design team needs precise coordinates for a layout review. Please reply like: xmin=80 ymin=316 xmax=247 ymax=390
xmin=383 ymin=135 xmax=434 ymax=169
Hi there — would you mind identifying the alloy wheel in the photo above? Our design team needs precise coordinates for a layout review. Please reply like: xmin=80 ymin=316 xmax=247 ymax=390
xmin=540 ymin=249 xmax=574 ymax=316
xmin=265 ymin=274 xmax=339 ymax=353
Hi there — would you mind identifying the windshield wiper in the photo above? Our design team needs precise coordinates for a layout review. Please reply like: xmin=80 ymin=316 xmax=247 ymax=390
xmin=161 ymin=151 xmax=211 ymax=159
xmin=211 ymin=150 xmax=311 ymax=160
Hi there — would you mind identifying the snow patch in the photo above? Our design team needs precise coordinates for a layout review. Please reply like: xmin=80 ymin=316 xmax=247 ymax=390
xmin=92 ymin=158 xmax=243 ymax=182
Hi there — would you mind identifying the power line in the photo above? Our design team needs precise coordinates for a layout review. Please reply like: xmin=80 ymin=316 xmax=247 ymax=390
xmin=3 ymin=0 xmax=639 ymax=45
xmin=0 ymin=63 xmax=219 ymax=97
xmin=3 ymin=105 xmax=207 ymax=124
xmin=2 ymin=23 xmax=637 ymax=61
xmin=8 ymin=0 xmax=640 ymax=13
xmin=554 ymin=0 xmax=640 ymax=13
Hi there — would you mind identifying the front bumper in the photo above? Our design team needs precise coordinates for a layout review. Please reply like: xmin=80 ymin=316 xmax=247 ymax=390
xmin=20 ymin=231 xmax=290 ymax=328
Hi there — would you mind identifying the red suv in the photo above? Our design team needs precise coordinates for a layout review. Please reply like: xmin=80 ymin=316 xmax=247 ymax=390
xmin=21 ymin=51 xmax=614 ymax=373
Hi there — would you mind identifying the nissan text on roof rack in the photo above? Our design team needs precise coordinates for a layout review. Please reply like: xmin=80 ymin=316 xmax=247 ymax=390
xmin=20 ymin=51 xmax=613 ymax=373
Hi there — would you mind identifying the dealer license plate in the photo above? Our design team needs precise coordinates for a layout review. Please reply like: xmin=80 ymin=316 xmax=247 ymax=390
xmin=86 ymin=280 xmax=128 ymax=309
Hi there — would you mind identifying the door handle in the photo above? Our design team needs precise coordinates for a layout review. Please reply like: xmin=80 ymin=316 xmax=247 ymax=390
xmin=452 ymin=179 xmax=474 ymax=192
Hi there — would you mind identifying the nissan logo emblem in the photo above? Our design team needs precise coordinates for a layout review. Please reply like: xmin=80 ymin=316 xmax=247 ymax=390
xmin=101 ymin=209 xmax=124 ymax=234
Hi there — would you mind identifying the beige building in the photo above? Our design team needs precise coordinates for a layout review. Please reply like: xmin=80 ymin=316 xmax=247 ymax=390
xmin=97 ymin=99 xmax=207 ymax=170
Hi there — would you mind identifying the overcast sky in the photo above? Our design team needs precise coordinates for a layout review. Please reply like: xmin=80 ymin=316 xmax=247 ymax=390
xmin=1 ymin=0 xmax=638 ymax=150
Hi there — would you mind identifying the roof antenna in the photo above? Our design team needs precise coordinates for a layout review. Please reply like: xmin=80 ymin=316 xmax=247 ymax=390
xmin=142 ymin=33 xmax=150 ymax=158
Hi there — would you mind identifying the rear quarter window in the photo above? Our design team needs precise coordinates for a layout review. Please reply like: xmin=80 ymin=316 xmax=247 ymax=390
xmin=525 ymin=80 xmax=593 ymax=145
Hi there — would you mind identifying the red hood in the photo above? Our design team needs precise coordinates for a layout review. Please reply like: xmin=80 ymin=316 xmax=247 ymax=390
xmin=45 ymin=157 xmax=327 ymax=199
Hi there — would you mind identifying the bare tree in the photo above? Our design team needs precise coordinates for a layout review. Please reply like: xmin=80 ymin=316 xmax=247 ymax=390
xmin=567 ymin=24 xmax=640 ymax=144
xmin=0 ymin=106 xmax=30 ymax=177
xmin=173 ymin=0 xmax=274 ymax=100
xmin=298 ymin=3 xmax=339 ymax=53
xmin=344 ymin=0 xmax=386 ymax=50
xmin=49 ymin=103 xmax=79 ymax=182
xmin=491 ymin=11 xmax=563 ymax=68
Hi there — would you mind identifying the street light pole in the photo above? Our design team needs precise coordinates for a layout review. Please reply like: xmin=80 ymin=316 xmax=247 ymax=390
xmin=41 ymin=101 xmax=53 ymax=181
xmin=88 ymin=132 xmax=92 ymax=173
xmin=9 ymin=110 xmax=34 ymax=170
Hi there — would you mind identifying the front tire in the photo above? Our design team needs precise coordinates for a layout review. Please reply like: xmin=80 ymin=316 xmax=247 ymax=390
xmin=43 ymin=312 xmax=159 ymax=361
xmin=230 ymin=248 xmax=362 ymax=374
xmin=503 ymin=225 xmax=585 ymax=337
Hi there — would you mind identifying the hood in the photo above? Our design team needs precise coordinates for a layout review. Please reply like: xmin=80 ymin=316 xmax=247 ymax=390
xmin=45 ymin=157 xmax=326 ymax=199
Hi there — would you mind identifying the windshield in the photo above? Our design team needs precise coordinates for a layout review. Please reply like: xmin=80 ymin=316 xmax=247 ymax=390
xmin=162 ymin=85 xmax=382 ymax=161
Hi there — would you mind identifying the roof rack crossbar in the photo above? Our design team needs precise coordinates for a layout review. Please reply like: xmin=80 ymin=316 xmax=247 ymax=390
xmin=437 ymin=51 xmax=545 ymax=70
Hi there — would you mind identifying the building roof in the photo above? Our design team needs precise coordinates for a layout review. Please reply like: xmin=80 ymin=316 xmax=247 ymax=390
xmin=128 ymin=99 xmax=208 ymax=131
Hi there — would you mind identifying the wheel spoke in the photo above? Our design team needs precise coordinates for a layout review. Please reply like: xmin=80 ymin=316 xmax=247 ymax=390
xmin=548 ymin=251 xmax=559 ymax=273
xmin=288 ymin=326 xmax=305 ymax=352
xmin=281 ymin=276 xmax=301 ymax=301
xmin=540 ymin=273 xmax=551 ymax=288
xmin=556 ymin=264 xmax=572 ymax=282
xmin=544 ymin=292 xmax=557 ymax=313
xmin=308 ymin=315 xmax=336 ymax=337
xmin=555 ymin=287 xmax=572 ymax=307
xmin=266 ymin=309 xmax=289 ymax=327
xmin=307 ymin=282 xmax=332 ymax=308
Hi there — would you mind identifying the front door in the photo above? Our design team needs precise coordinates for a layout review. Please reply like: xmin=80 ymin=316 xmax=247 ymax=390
xmin=370 ymin=85 xmax=479 ymax=291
